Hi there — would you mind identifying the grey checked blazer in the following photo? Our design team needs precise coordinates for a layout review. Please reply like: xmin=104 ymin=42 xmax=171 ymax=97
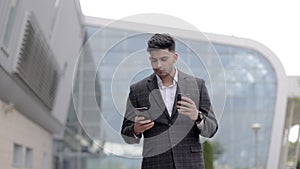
xmin=121 ymin=70 xmax=218 ymax=169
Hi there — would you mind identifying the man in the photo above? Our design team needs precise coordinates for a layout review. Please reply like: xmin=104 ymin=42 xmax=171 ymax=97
xmin=121 ymin=33 xmax=218 ymax=169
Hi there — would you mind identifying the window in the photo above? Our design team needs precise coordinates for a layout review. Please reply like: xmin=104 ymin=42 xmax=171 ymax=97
xmin=49 ymin=0 xmax=60 ymax=39
xmin=2 ymin=0 xmax=19 ymax=47
xmin=25 ymin=147 xmax=33 ymax=168
xmin=13 ymin=143 xmax=23 ymax=167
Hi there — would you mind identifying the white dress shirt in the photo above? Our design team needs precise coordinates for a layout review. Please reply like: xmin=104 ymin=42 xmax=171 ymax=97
xmin=156 ymin=69 xmax=178 ymax=117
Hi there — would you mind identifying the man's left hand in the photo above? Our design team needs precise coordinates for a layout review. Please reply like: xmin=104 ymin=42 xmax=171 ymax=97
xmin=177 ymin=96 xmax=198 ymax=121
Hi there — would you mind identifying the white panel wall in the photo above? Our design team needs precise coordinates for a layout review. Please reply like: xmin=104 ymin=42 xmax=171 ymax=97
xmin=50 ymin=0 xmax=84 ymax=126
xmin=0 ymin=0 xmax=84 ymax=127
xmin=0 ymin=100 xmax=53 ymax=169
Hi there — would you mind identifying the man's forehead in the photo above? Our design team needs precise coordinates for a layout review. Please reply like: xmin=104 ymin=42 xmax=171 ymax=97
xmin=150 ymin=49 xmax=173 ymax=57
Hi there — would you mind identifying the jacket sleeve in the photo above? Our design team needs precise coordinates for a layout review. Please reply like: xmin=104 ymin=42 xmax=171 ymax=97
xmin=197 ymin=80 xmax=218 ymax=138
xmin=121 ymin=86 xmax=141 ymax=144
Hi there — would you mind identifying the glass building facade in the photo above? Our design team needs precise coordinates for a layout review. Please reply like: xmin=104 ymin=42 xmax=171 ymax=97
xmin=77 ymin=25 xmax=277 ymax=169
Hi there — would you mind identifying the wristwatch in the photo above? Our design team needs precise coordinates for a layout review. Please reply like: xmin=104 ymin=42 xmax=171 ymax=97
xmin=195 ymin=111 xmax=204 ymax=124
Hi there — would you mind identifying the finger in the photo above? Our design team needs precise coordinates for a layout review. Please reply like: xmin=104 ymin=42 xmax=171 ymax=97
xmin=177 ymin=104 xmax=193 ymax=112
xmin=181 ymin=98 xmax=197 ymax=109
xmin=181 ymin=96 xmax=194 ymax=104
xmin=179 ymin=107 xmax=197 ymax=116
xmin=179 ymin=110 xmax=196 ymax=119
xmin=177 ymin=101 xmax=190 ymax=108
xmin=135 ymin=116 xmax=145 ymax=122
xmin=143 ymin=122 xmax=154 ymax=130
xmin=178 ymin=110 xmax=190 ymax=116
xmin=138 ymin=122 xmax=154 ymax=133
xmin=139 ymin=119 xmax=152 ymax=124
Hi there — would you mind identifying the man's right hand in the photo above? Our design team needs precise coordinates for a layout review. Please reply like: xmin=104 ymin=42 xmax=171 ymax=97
xmin=134 ymin=116 xmax=154 ymax=136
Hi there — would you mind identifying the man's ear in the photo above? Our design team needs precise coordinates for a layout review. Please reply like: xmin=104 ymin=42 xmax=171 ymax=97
xmin=174 ymin=53 xmax=179 ymax=61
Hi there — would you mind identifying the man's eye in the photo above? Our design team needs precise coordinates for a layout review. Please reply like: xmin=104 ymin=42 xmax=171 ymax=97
xmin=161 ymin=57 xmax=168 ymax=61
xmin=151 ymin=59 xmax=157 ymax=62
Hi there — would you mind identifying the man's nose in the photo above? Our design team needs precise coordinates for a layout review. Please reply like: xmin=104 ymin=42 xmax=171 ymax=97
xmin=155 ymin=61 xmax=162 ymax=69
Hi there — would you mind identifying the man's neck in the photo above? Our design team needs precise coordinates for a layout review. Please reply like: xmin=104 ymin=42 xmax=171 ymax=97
xmin=160 ymin=68 xmax=176 ymax=86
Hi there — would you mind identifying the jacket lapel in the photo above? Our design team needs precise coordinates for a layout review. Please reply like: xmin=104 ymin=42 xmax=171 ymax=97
xmin=170 ymin=71 xmax=188 ymax=119
xmin=177 ymin=70 xmax=200 ymax=109
xmin=170 ymin=85 xmax=180 ymax=120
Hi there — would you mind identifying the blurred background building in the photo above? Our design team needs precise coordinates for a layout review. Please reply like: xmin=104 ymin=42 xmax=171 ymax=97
xmin=0 ymin=0 xmax=299 ymax=169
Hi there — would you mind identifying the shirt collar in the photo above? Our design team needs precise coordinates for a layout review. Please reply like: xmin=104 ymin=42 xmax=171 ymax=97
xmin=156 ymin=69 xmax=178 ymax=88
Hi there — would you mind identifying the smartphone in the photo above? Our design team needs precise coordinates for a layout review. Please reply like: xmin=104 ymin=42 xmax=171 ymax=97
xmin=177 ymin=93 xmax=182 ymax=107
xmin=135 ymin=107 xmax=152 ymax=121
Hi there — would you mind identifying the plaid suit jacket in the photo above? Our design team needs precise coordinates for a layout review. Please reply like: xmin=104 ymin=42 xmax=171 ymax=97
xmin=121 ymin=70 xmax=218 ymax=169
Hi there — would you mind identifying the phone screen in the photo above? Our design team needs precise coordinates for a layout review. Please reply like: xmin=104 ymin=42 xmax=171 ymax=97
xmin=177 ymin=93 xmax=182 ymax=107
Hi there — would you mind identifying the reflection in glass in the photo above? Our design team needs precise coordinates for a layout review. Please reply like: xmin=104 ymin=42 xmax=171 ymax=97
xmin=82 ymin=27 xmax=277 ymax=169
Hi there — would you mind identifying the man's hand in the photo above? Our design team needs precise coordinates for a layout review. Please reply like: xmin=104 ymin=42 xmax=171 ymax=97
xmin=177 ymin=96 xmax=198 ymax=121
xmin=134 ymin=116 xmax=154 ymax=136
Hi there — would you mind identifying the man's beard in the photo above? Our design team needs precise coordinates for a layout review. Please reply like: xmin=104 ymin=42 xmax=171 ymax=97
xmin=154 ymin=68 xmax=171 ymax=78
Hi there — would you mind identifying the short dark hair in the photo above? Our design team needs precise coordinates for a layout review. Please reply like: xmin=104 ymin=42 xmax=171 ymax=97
xmin=147 ymin=33 xmax=175 ymax=53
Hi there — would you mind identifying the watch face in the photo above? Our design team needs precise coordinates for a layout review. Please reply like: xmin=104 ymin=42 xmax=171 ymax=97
xmin=200 ymin=113 xmax=203 ymax=119
xmin=196 ymin=112 xmax=203 ymax=123
xmin=198 ymin=112 xmax=203 ymax=120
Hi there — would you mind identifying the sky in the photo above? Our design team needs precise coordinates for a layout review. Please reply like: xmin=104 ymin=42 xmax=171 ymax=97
xmin=79 ymin=0 xmax=300 ymax=76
